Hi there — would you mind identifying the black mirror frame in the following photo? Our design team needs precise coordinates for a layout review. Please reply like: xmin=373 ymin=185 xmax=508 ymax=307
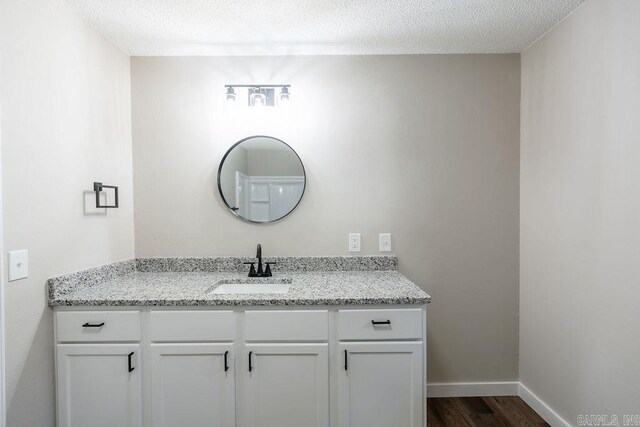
xmin=217 ymin=135 xmax=306 ymax=224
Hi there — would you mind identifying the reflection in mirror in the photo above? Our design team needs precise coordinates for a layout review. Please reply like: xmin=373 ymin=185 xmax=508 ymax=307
xmin=218 ymin=136 xmax=306 ymax=223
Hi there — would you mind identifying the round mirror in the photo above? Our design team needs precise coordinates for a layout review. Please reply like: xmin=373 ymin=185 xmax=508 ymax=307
xmin=218 ymin=136 xmax=306 ymax=223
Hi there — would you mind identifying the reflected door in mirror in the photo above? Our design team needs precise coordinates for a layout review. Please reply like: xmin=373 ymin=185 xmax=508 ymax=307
xmin=218 ymin=136 xmax=306 ymax=223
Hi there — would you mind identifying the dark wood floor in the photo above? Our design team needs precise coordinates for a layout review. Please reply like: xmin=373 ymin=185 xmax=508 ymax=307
xmin=427 ymin=396 xmax=550 ymax=427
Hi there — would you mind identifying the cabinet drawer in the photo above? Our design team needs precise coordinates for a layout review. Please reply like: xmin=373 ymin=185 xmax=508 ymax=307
xmin=245 ymin=310 xmax=328 ymax=341
xmin=149 ymin=310 xmax=234 ymax=342
xmin=338 ymin=309 xmax=422 ymax=340
xmin=56 ymin=311 xmax=141 ymax=342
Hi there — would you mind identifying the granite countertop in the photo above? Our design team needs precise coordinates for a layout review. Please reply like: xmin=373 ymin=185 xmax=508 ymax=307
xmin=48 ymin=256 xmax=431 ymax=307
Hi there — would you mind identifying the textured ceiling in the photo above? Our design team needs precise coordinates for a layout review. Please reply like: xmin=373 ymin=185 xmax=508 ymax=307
xmin=66 ymin=0 xmax=583 ymax=56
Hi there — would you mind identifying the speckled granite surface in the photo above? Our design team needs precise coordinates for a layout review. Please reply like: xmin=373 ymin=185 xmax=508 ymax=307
xmin=47 ymin=259 xmax=136 ymax=300
xmin=134 ymin=256 xmax=398 ymax=273
xmin=48 ymin=256 xmax=430 ymax=307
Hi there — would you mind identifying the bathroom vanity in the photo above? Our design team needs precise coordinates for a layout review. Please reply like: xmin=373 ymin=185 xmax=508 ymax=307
xmin=49 ymin=256 xmax=430 ymax=427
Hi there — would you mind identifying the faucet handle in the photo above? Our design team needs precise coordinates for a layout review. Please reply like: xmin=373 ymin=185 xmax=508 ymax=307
xmin=243 ymin=262 xmax=257 ymax=277
xmin=264 ymin=262 xmax=276 ymax=277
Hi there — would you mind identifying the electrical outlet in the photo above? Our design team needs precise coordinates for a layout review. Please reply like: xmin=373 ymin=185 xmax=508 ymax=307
xmin=348 ymin=233 xmax=361 ymax=252
xmin=379 ymin=233 xmax=392 ymax=252
xmin=8 ymin=249 xmax=28 ymax=281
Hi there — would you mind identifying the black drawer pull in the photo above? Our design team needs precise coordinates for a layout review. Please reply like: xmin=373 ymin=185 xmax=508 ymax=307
xmin=128 ymin=352 xmax=135 ymax=373
xmin=82 ymin=322 xmax=105 ymax=328
xmin=248 ymin=351 xmax=253 ymax=372
xmin=344 ymin=350 xmax=348 ymax=371
xmin=371 ymin=320 xmax=391 ymax=325
xmin=224 ymin=351 xmax=229 ymax=372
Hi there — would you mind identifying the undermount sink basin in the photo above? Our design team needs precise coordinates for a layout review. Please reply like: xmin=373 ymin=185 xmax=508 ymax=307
xmin=209 ymin=278 xmax=292 ymax=294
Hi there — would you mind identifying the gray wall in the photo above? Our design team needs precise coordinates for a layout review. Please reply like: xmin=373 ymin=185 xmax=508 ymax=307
xmin=0 ymin=0 xmax=135 ymax=424
xmin=131 ymin=55 xmax=521 ymax=384
xmin=246 ymin=149 xmax=303 ymax=176
xmin=520 ymin=0 xmax=640 ymax=421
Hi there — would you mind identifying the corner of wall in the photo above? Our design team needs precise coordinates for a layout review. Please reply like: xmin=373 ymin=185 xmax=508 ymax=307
xmin=518 ymin=383 xmax=571 ymax=427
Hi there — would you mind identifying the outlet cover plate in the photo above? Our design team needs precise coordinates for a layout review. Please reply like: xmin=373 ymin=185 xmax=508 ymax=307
xmin=379 ymin=233 xmax=392 ymax=252
xmin=349 ymin=233 xmax=361 ymax=252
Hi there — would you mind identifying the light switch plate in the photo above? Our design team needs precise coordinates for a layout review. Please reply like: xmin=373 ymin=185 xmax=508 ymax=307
xmin=348 ymin=233 xmax=361 ymax=252
xmin=8 ymin=250 xmax=28 ymax=281
xmin=379 ymin=233 xmax=392 ymax=252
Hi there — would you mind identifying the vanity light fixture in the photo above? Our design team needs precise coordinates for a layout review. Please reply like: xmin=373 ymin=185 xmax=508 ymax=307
xmin=225 ymin=84 xmax=291 ymax=106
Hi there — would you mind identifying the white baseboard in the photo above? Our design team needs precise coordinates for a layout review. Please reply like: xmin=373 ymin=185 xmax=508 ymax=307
xmin=427 ymin=381 xmax=519 ymax=398
xmin=518 ymin=383 xmax=571 ymax=427
xmin=427 ymin=381 xmax=570 ymax=427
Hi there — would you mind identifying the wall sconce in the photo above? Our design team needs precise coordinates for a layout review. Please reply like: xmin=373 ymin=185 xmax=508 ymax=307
xmin=225 ymin=84 xmax=291 ymax=107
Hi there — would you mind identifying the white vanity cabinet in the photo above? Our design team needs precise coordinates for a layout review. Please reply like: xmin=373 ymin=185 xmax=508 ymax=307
xmin=148 ymin=311 xmax=236 ymax=427
xmin=338 ymin=342 xmax=423 ymax=427
xmin=241 ymin=343 xmax=329 ymax=427
xmin=56 ymin=344 xmax=143 ymax=427
xmin=54 ymin=306 xmax=426 ymax=427
xmin=55 ymin=310 xmax=143 ymax=427
xmin=150 ymin=343 xmax=235 ymax=427
xmin=336 ymin=309 xmax=425 ymax=427
xmin=240 ymin=310 xmax=330 ymax=427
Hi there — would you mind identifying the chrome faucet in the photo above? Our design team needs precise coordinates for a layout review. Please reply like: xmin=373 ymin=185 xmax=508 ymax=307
xmin=245 ymin=244 xmax=274 ymax=277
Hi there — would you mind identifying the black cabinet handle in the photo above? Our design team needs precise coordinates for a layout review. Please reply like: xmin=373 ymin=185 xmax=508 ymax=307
xmin=224 ymin=351 xmax=229 ymax=372
xmin=248 ymin=351 xmax=253 ymax=372
xmin=128 ymin=352 xmax=135 ymax=373
xmin=82 ymin=322 xmax=105 ymax=328
xmin=344 ymin=350 xmax=348 ymax=371
xmin=371 ymin=320 xmax=391 ymax=325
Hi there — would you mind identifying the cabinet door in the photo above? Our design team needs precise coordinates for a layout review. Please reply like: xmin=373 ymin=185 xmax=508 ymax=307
xmin=150 ymin=343 xmax=235 ymax=427
xmin=241 ymin=344 xmax=329 ymax=427
xmin=56 ymin=344 xmax=142 ymax=427
xmin=338 ymin=342 xmax=423 ymax=427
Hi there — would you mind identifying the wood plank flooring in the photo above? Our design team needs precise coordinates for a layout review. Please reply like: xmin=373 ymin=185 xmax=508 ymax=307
xmin=427 ymin=396 xmax=550 ymax=427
